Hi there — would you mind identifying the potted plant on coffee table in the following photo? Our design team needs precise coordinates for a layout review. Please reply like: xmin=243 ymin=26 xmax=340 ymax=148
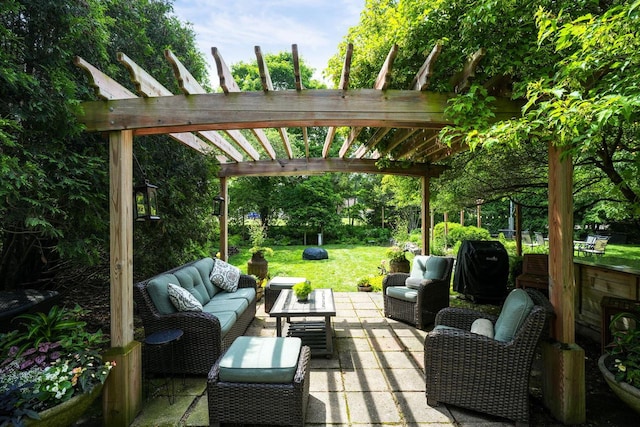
xmin=599 ymin=307 xmax=640 ymax=414
xmin=292 ymin=280 xmax=312 ymax=302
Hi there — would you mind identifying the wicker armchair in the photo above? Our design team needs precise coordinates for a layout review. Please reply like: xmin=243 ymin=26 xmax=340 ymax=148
xmin=424 ymin=289 xmax=549 ymax=425
xmin=383 ymin=255 xmax=454 ymax=330
xmin=133 ymin=259 xmax=257 ymax=375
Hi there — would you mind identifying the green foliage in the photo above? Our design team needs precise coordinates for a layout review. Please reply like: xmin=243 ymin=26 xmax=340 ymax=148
xmin=1 ymin=0 xmax=213 ymax=288
xmin=607 ymin=308 xmax=640 ymax=388
xmin=292 ymin=280 xmax=312 ymax=300
xmin=0 ymin=305 xmax=106 ymax=359
xmin=281 ymin=175 xmax=343 ymax=233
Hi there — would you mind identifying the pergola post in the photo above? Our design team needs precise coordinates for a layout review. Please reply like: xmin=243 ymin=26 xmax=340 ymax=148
xmin=219 ymin=176 xmax=229 ymax=261
xmin=542 ymin=143 xmax=585 ymax=424
xmin=422 ymin=175 xmax=430 ymax=254
xmin=102 ymin=130 xmax=142 ymax=426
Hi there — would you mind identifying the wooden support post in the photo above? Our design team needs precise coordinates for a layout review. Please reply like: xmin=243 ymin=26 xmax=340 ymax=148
xmin=104 ymin=130 xmax=142 ymax=426
xmin=542 ymin=341 xmax=585 ymax=424
xmin=544 ymin=143 xmax=585 ymax=424
xmin=515 ymin=202 xmax=522 ymax=256
xmin=219 ymin=176 xmax=228 ymax=261
xmin=422 ymin=176 xmax=430 ymax=255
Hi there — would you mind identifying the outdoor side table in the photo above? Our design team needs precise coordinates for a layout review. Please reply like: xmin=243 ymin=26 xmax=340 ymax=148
xmin=144 ymin=328 xmax=183 ymax=404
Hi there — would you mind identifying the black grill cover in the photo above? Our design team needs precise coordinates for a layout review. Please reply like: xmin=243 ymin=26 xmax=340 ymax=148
xmin=453 ymin=240 xmax=508 ymax=302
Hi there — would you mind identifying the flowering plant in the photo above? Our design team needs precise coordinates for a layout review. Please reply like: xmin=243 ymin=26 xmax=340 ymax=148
xmin=0 ymin=305 xmax=114 ymax=427
xmin=606 ymin=309 xmax=640 ymax=388
xmin=386 ymin=246 xmax=407 ymax=262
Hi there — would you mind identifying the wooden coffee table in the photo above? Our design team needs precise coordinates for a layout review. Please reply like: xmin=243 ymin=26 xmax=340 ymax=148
xmin=269 ymin=288 xmax=336 ymax=357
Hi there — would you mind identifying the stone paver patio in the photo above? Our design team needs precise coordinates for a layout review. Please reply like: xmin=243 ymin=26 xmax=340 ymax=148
xmin=131 ymin=292 xmax=517 ymax=426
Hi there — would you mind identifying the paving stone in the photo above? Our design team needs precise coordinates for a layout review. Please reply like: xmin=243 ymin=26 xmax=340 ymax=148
xmin=345 ymin=391 xmax=401 ymax=424
xmin=306 ymin=391 xmax=349 ymax=424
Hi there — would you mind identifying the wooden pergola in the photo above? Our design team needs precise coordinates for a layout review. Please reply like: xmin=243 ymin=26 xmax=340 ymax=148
xmin=76 ymin=44 xmax=584 ymax=426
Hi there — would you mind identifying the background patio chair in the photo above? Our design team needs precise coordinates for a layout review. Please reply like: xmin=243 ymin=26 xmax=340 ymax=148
xmin=383 ymin=255 xmax=454 ymax=330
xmin=424 ymin=288 xmax=549 ymax=425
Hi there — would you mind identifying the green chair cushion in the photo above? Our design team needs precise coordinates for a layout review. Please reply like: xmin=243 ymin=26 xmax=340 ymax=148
xmin=219 ymin=337 xmax=302 ymax=383
xmin=385 ymin=286 xmax=418 ymax=303
xmin=494 ymin=289 xmax=534 ymax=342
xmin=422 ymin=256 xmax=448 ymax=280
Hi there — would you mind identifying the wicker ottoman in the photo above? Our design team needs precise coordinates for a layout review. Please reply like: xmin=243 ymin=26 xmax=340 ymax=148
xmin=265 ymin=276 xmax=307 ymax=313
xmin=207 ymin=336 xmax=311 ymax=426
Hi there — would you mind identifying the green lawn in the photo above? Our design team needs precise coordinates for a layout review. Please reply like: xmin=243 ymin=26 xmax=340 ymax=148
xmin=229 ymin=244 xmax=391 ymax=292
xmin=227 ymin=242 xmax=640 ymax=293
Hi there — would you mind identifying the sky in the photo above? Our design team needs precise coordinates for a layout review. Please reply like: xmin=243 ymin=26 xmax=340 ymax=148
xmin=171 ymin=0 xmax=365 ymax=88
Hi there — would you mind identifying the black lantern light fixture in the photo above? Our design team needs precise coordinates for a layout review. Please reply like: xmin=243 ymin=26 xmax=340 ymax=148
xmin=212 ymin=195 xmax=225 ymax=217
xmin=133 ymin=153 xmax=160 ymax=221
xmin=134 ymin=180 xmax=160 ymax=221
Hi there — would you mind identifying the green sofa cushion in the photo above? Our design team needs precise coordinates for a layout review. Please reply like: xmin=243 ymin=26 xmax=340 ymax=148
xmin=494 ymin=289 xmax=534 ymax=342
xmin=147 ymin=274 xmax=179 ymax=315
xmin=206 ymin=310 xmax=236 ymax=337
xmin=212 ymin=288 xmax=256 ymax=305
xmin=174 ymin=267 xmax=210 ymax=305
xmin=193 ymin=257 xmax=218 ymax=298
xmin=203 ymin=298 xmax=248 ymax=318
xmin=219 ymin=337 xmax=302 ymax=383
xmin=385 ymin=286 xmax=418 ymax=303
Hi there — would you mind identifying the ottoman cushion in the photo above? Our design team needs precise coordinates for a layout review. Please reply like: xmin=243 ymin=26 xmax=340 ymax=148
xmin=268 ymin=277 xmax=307 ymax=290
xmin=219 ymin=336 xmax=302 ymax=383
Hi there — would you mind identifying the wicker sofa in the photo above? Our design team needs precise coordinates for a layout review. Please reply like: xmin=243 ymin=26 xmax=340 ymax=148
xmin=133 ymin=257 xmax=256 ymax=375
xmin=383 ymin=255 xmax=454 ymax=330
xmin=424 ymin=288 xmax=550 ymax=425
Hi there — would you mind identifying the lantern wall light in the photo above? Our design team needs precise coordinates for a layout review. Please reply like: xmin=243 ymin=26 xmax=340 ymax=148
xmin=212 ymin=195 xmax=225 ymax=217
xmin=133 ymin=153 xmax=160 ymax=221
xmin=134 ymin=180 xmax=160 ymax=221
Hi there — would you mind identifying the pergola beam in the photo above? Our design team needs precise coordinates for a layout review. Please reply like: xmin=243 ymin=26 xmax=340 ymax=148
xmin=218 ymin=158 xmax=447 ymax=178
xmin=81 ymin=89 xmax=523 ymax=134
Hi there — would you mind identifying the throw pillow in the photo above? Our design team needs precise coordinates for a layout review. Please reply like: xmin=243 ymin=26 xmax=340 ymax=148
xmin=493 ymin=289 xmax=534 ymax=342
xmin=470 ymin=318 xmax=495 ymax=338
xmin=209 ymin=259 xmax=241 ymax=292
xmin=167 ymin=283 xmax=203 ymax=312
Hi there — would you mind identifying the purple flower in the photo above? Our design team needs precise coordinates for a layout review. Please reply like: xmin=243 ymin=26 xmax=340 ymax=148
xmin=23 ymin=347 xmax=36 ymax=357
xmin=19 ymin=359 xmax=34 ymax=370
xmin=35 ymin=355 xmax=47 ymax=366
xmin=50 ymin=351 xmax=62 ymax=360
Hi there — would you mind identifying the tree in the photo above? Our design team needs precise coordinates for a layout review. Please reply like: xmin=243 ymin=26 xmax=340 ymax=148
xmin=327 ymin=0 xmax=640 ymax=233
xmin=0 ymin=0 xmax=215 ymax=288
xmin=281 ymin=175 xmax=343 ymax=238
